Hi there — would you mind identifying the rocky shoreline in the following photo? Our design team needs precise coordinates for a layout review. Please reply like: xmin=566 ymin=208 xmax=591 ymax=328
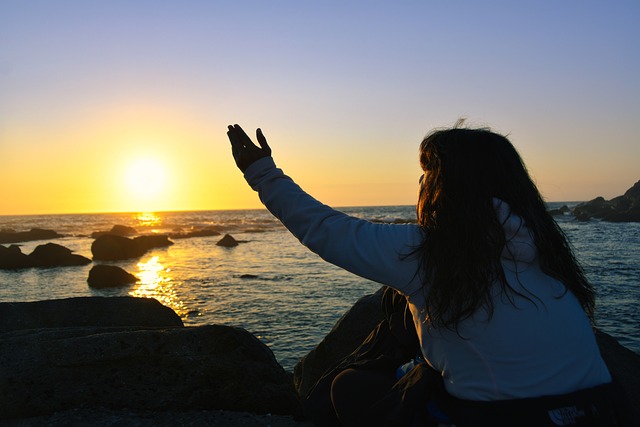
xmin=1 ymin=293 xmax=639 ymax=425
xmin=550 ymin=180 xmax=640 ymax=222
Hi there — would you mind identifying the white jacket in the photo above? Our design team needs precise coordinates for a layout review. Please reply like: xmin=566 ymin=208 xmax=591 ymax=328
xmin=245 ymin=156 xmax=612 ymax=401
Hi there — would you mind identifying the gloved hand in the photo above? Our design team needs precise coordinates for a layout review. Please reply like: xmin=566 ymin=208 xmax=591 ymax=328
xmin=226 ymin=124 xmax=272 ymax=173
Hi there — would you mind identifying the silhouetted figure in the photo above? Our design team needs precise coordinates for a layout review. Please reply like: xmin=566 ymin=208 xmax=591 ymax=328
xmin=226 ymin=124 xmax=632 ymax=426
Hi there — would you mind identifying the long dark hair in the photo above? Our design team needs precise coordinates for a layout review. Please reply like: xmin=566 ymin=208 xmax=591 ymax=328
xmin=416 ymin=125 xmax=595 ymax=330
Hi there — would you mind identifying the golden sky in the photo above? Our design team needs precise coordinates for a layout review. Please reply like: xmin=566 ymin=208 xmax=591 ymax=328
xmin=1 ymin=1 xmax=638 ymax=215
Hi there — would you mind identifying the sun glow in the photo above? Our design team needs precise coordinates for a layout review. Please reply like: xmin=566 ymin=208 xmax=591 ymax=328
xmin=125 ymin=158 xmax=166 ymax=197
xmin=122 ymin=157 xmax=169 ymax=211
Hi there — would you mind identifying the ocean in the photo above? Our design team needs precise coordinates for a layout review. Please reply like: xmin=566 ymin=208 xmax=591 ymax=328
xmin=1 ymin=204 xmax=638 ymax=371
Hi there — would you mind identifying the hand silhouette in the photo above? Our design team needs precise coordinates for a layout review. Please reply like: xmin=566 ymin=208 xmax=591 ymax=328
xmin=227 ymin=124 xmax=272 ymax=172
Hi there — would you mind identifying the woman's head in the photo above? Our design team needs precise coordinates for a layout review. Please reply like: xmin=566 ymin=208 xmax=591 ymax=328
xmin=417 ymin=127 xmax=540 ymax=229
xmin=415 ymin=124 xmax=594 ymax=330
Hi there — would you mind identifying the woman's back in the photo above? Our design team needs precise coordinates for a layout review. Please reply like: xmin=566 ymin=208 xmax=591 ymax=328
xmin=415 ymin=262 xmax=612 ymax=401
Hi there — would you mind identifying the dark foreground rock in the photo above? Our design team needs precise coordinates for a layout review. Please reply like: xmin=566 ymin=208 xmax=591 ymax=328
xmin=573 ymin=180 xmax=640 ymax=222
xmin=0 ymin=243 xmax=91 ymax=270
xmin=87 ymin=265 xmax=139 ymax=288
xmin=3 ymin=291 xmax=638 ymax=424
xmin=91 ymin=234 xmax=174 ymax=260
xmin=0 ymin=296 xmax=184 ymax=332
xmin=0 ymin=228 xmax=62 ymax=244
xmin=594 ymin=329 xmax=640 ymax=421
xmin=293 ymin=288 xmax=640 ymax=423
xmin=293 ymin=288 xmax=385 ymax=397
xmin=0 ymin=325 xmax=300 ymax=419
xmin=0 ymin=297 xmax=307 ymax=425
xmin=4 ymin=408 xmax=312 ymax=427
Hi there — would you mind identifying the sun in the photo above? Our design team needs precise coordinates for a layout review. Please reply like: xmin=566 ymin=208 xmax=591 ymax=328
xmin=124 ymin=157 xmax=167 ymax=203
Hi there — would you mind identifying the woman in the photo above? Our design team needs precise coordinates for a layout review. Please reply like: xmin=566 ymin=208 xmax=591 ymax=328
xmin=226 ymin=124 xmax=629 ymax=426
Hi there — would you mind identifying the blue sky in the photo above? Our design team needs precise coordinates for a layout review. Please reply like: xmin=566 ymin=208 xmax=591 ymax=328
xmin=1 ymin=1 xmax=638 ymax=214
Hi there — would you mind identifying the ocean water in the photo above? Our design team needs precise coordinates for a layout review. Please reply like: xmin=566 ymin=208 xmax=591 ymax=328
xmin=0 ymin=205 xmax=638 ymax=370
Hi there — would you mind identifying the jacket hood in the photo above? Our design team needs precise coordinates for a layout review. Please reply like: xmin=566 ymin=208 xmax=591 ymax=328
xmin=493 ymin=198 xmax=537 ymax=264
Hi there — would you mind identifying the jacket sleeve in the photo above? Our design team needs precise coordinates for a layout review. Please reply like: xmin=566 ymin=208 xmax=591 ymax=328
xmin=244 ymin=157 xmax=424 ymax=295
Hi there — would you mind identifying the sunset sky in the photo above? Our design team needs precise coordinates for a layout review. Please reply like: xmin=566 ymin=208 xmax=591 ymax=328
xmin=1 ymin=1 xmax=638 ymax=215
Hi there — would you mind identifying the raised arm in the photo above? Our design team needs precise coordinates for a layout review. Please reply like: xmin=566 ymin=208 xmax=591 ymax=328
xmin=226 ymin=125 xmax=424 ymax=294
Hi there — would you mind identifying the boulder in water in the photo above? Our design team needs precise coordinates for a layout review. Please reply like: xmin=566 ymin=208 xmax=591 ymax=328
xmin=87 ymin=265 xmax=138 ymax=288
xmin=0 ymin=244 xmax=31 ymax=270
xmin=92 ymin=234 xmax=173 ymax=261
xmin=91 ymin=224 xmax=138 ymax=238
xmin=169 ymin=228 xmax=222 ymax=239
xmin=548 ymin=205 xmax=571 ymax=216
xmin=134 ymin=234 xmax=173 ymax=251
xmin=0 ymin=228 xmax=62 ymax=244
xmin=92 ymin=234 xmax=145 ymax=260
xmin=216 ymin=234 xmax=239 ymax=247
xmin=28 ymin=243 xmax=92 ymax=268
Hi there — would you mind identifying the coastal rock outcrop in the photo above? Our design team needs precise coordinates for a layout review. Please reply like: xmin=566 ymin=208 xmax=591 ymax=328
xmin=87 ymin=265 xmax=139 ymax=288
xmin=548 ymin=204 xmax=571 ymax=216
xmin=91 ymin=234 xmax=173 ymax=260
xmin=0 ymin=243 xmax=91 ymax=270
xmin=572 ymin=180 xmax=640 ymax=222
xmin=0 ymin=296 xmax=183 ymax=331
xmin=0 ymin=227 xmax=62 ymax=244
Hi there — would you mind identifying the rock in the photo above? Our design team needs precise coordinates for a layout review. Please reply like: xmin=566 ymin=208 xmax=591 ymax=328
xmin=0 ymin=244 xmax=31 ymax=269
xmin=573 ymin=196 xmax=611 ymax=221
xmin=0 ymin=325 xmax=300 ymax=419
xmin=92 ymin=234 xmax=145 ymax=260
xmin=1 ymin=243 xmax=91 ymax=270
xmin=92 ymin=234 xmax=173 ymax=261
xmin=293 ymin=288 xmax=385 ymax=397
xmin=134 ymin=234 xmax=174 ymax=251
xmin=169 ymin=227 xmax=222 ymax=239
xmin=88 ymin=265 xmax=138 ymax=288
xmin=91 ymin=224 xmax=138 ymax=238
xmin=0 ymin=228 xmax=62 ymax=244
xmin=11 ymin=408 xmax=313 ymax=426
xmin=548 ymin=205 xmax=570 ymax=216
xmin=293 ymin=290 xmax=640 ymax=424
xmin=595 ymin=330 xmax=640 ymax=423
xmin=217 ymin=234 xmax=239 ymax=247
xmin=572 ymin=180 xmax=640 ymax=222
xmin=28 ymin=242 xmax=92 ymax=268
xmin=0 ymin=297 xmax=184 ymax=332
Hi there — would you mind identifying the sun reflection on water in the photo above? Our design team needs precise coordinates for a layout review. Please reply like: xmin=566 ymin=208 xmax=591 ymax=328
xmin=129 ymin=255 xmax=187 ymax=318
xmin=134 ymin=212 xmax=161 ymax=228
